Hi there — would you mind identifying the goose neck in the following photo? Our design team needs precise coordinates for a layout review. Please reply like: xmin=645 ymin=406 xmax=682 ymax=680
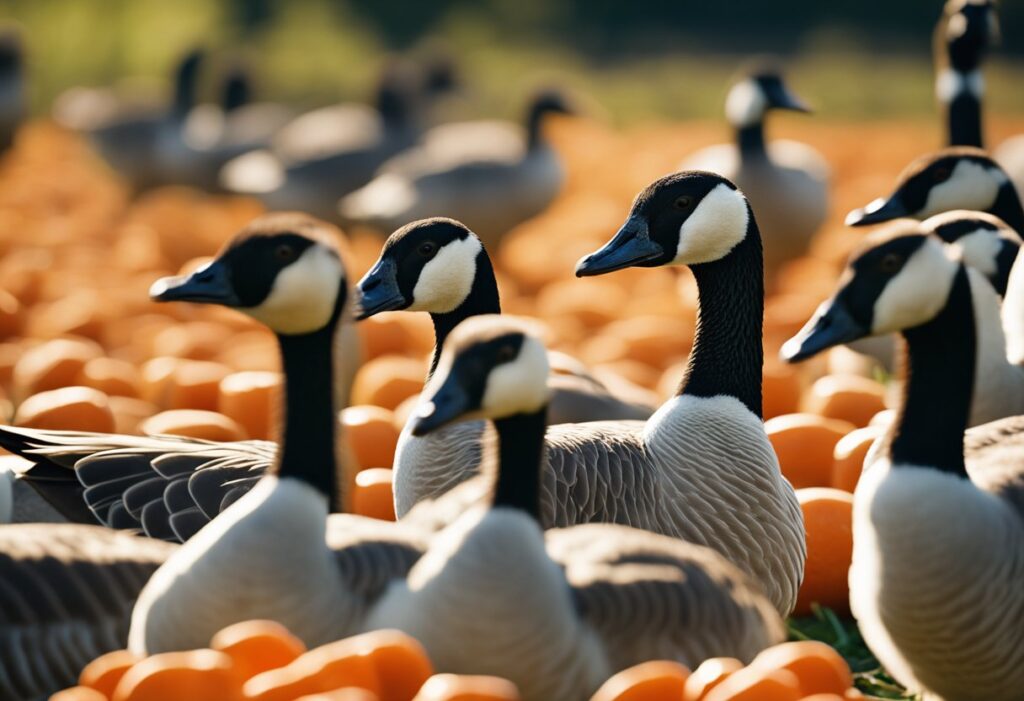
xmin=946 ymin=93 xmax=984 ymax=148
xmin=491 ymin=408 xmax=548 ymax=522
xmin=679 ymin=215 xmax=764 ymax=417
xmin=991 ymin=185 xmax=1024 ymax=237
xmin=885 ymin=266 xmax=973 ymax=477
xmin=172 ymin=59 xmax=200 ymax=120
xmin=272 ymin=321 xmax=343 ymax=509
xmin=736 ymin=121 xmax=768 ymax=161
xmin=427 ymin=251 xmax=502 ymax=378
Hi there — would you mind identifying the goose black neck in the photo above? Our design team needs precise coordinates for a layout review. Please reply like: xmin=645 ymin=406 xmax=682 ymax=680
xmin=886 ymin=266 xmax=973 ymax=477
xmin=679 ymin=213 xmax=764 ymax=417
xmin=491 ymin=408 xmax=547 ymax=522
xmin=990 ymin=185 xmax=1024 ymax=237
xmin=427 ymin=250 xmax=501 ymax=378
xmin=221 ymin=73 xmax=251 ymax=113
xmin=526 ymin=107 xmax=552 ymax=151
xmin=172 ymin=56 xmax=201 ymax=119
xmin=272 ymin=319 xmax=342 ymax=509
xmin=736 ymin=121 xmax=768 ymax=161
xmin=946 ymin=93 xmax=983 ymax=148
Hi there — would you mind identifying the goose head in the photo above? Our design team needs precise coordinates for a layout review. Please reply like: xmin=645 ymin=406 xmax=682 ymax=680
xmin=725 ymin=69 xmax=811 ymax=129
xmin=411 ymin=315 xmax=549 ymax=435
xmin=356 ymin=217 xmax=488 ymax=320
xmin=575 ymin=170 xmax=752 ymax=276
xmin=781 ymin=223 xmax=960 ymax=363
xmin=940 ymin=0 xmax=999 ymax=74
xmin=922 ymin=210 xmax=1020 ymax=294
xmin=845 ymin=148 xmax=1014 ymax=226
xmin=150 ymin=213 xmax=348 ymax=336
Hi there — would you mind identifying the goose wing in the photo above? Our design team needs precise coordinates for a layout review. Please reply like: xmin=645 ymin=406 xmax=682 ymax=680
xmin=326 ymin=514 xmax=428 ymax=605
xmin=546 ymin=523 xmax=785 ymax=671
xmin=0 ymin=427 xmax=275 ymax=542
xmin=0 ymin=524 xmax=174 ymax=701
xmin=965 ymin=415 xmax=1024 ymax=521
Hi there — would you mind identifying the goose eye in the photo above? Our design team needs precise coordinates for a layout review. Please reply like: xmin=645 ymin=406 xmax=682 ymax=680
xmin=418 ymin=242 xmax=437 ymax=257
xmin=496 ymin=345 xmax=517 ymax=363
xmin=274 ymin=244 xmax=297 ymax=262
xmin=673 ymin=196 xmax=694 ymax=210
xmin=880 ymin=253 xmax=903 ymax=273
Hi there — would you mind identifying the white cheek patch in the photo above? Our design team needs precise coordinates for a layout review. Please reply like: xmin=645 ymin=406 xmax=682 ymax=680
xmin=946 ymin=12 xmax=968 ymax=40
xmin=243 ymin=246 xmax=344 ymax=335
xmin=946 ymin=228 xmax=1001 ymax=277
xmin=673 ymin=184 xmax=750 ymax=265
xmin=872 ymin=241 xmax=959 ymax=334
xmin=919 ymin=160 xmax=1003 ymax=218
xmin=480 ymin=338 xmax=550 ymax=418
xmin=407 ymin=236 xmax=482 ymax=314
xmin=725 ymin=80 xmax=766 ymax=128
xmin=935 ymin=68 xmax=984 ymax=102
xmin=1002 ymin=248 xmax=1024 ymax=365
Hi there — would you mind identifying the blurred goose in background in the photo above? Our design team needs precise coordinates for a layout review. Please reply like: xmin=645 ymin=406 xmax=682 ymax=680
xmin=0 ymin=524 xmax=175 ymax=701
xmin=220 ymin=59 xmax=455 ymax=221
xmin=680 ymin=68 xmax=829 ymax=283
xmin=367 ymin=316 xmax=784 ymax=701
xmin=782 ymin=224 xmax=1024 ymax=701
xmin=53 ymin=48 xmax=204 ymax=191
xmin=356 ymin=218 xmax=654 ymax=515
xmin=338 ymin=89 xmax=571 ymax=247
xmin=934 ymin=0 xmax=996 ymax=149
xmin=0 ymin=214 xmax=362 ymax=542
xmin=131 ymin=219 xmax=427 ymax=653
xmin=0 ymin=26 xmax=25 ymax=153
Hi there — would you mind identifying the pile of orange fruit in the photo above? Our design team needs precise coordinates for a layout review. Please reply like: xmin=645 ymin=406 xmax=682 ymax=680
xmin=52 ymin=620 xmax=863 ymax=701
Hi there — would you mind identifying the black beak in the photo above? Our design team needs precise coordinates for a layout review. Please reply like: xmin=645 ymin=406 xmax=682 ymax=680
xmin=768 ymin=84 xmax=813 ymax=114
xmin=781 ymin=297 xmax=869 ymax=363
xmin=410 ymin=378 xmax=474 ymax=436
xmin=355 ymin=257 xmax=406 ymax=321
xmin=575 ymin=215 xmax=663 ymax=277
xmin=845 ymin=194 xmax=912 ymax=227
xmin=150 ymin=260 xmax=240 ymax=306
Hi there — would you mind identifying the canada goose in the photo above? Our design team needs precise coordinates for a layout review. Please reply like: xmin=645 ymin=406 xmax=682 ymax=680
xmin=0 ymin=26 xmax=24 ymax=153
xmin=0 ymin=524 xmax=176 ymax=701
xmin=130 ymin=218 xmax=426 ymax=653
xmin=338 ymin=89 xmax=571 ymax=247
xmin=1002 ymin=247 xmax=1024 ymax=365
xmin=782 ymin=223 xmax=1024 ymax=701
xmin=680 ymin=69 xmax=829 ymax=283
xmin=846 ymin=147 xmax=1024 ymax=236
xmin=934 ymin=0 xmax=997 ymax=148
xmin=355 ymin=217 xmax=654 ymax=513
xmin=923 ymin=210 xmax=1021 ymax=295
xmin=53 ymin=48 xmax=204 ymax=191
xmin=220 ymin=61 xmax=452 ymax=222
xmin=0 ymin=214 xmax=361 ymax=541
xmin=366 ymin=316 xmax=785 ymax=701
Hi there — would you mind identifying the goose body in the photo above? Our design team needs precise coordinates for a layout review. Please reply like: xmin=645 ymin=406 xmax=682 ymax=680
xmin=126 ymin=217 xmax=426 ymax=652
xmin=680 ymin=71 xmax=828 ymax=282
xmin=783 ymin=225 xmax=1024 ymax=701
xmin=368 ymin=317 xmax=784 ymax=701
xmin=0 ymin=524 xmax=175 ymax=701
xmin=339 ymin=91 xmax=570 ymax=247
xmin=405 ymin=174 xmax=805 ymax=615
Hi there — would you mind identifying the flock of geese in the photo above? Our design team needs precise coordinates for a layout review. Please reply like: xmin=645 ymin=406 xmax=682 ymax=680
xmin=1 ymin=2 xmax=1023 ymax=701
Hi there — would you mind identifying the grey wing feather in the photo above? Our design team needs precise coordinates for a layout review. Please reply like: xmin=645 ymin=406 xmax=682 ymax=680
xmin=327 ymin=515 xmax=428 ymax=605
xmin=546 ymin=524 xmax=785 ymax=671
xmin=966 ymin=415 xmax=1024 ymax=522
xmin=0 ymin=524 xmax=174 ymax=701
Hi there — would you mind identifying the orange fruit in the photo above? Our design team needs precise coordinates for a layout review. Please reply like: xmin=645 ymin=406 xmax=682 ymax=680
xmin=50 ymin=686 xmax=107 ymax=701
xmin=765 ymin=414 xmax=855 ymax=489
xmin=111 ymin=649 xmax=242 ymax=701
xmin=843 ymin=689 xmax=864 ymax=699
xmin=211 ymin=620 xmax=307 ymax=681
xmin=354 ymin=629 xmax=433 ymax=701
xmin=702 ymin=666 xmax=801 ymax=701
xmin=219 ymin=371 xmax=282 ymax=441
xmin=0 ymin=287 xmax=23 ymax=339
xmin=749 ymin=642 xmax=853 ymax=696
xmin=683 ymin=658 xmax=743 ymax=700
xmin=805 ymin=376 xmax=886 ymax=428
xmin=795 ymin=488 xmax=855 ymax=616
xmin=167 ymin=360 xmax=232 ymax=412
xmin=589 ymin=660 xmax=691 ymax=701
xmin=139 ymin=356 xmax=185 ymax=406
xmin=800 ymin=695 xmax=846 ymax=701
xmin=602 ymin=315 xmax=691 ymax=371
xmin=243 ymin=637 xmax=380 ymax=701
xmin=109 ymin=396 xmax=159 ymax=435
xmin=831 ymin=426 xmax=883 ymax=493
xmin=15 ymin=386 xmax=115 ymax=432
xmin=763 ymin=362 xmax=802 ymax=420
xmin=76 ymin=357 xmax=141 ymax=398
xmin=352 ymin=356 xmax=425 ymax=412
xmin=359 ymin=315 xmax=433 ymax=361
xmin=295 ymin=690 xmax=380 ymax=701
xmin=140 ymin=409 xmax=247 ymax=442
xmin=12 ymin=337 xmax=103 ymax=399
xmin=341 ymin=406 xmax=400 ymax=470
xmin=353 ymin=469 xmax=397 ymax=521
xmin=412 ymin=673 xmax=520 ymax=701
xmin=79 ymin=648 xmax=142 ymax=698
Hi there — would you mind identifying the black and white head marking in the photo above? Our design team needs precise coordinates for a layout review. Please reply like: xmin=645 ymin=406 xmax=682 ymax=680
xmin=725 ymin=71 xmax=811 ymax=128
xmin=923 ymin=210 xmax=1020 ymax=292
xmin=356 ymin=217 xmax=484 ymax=319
